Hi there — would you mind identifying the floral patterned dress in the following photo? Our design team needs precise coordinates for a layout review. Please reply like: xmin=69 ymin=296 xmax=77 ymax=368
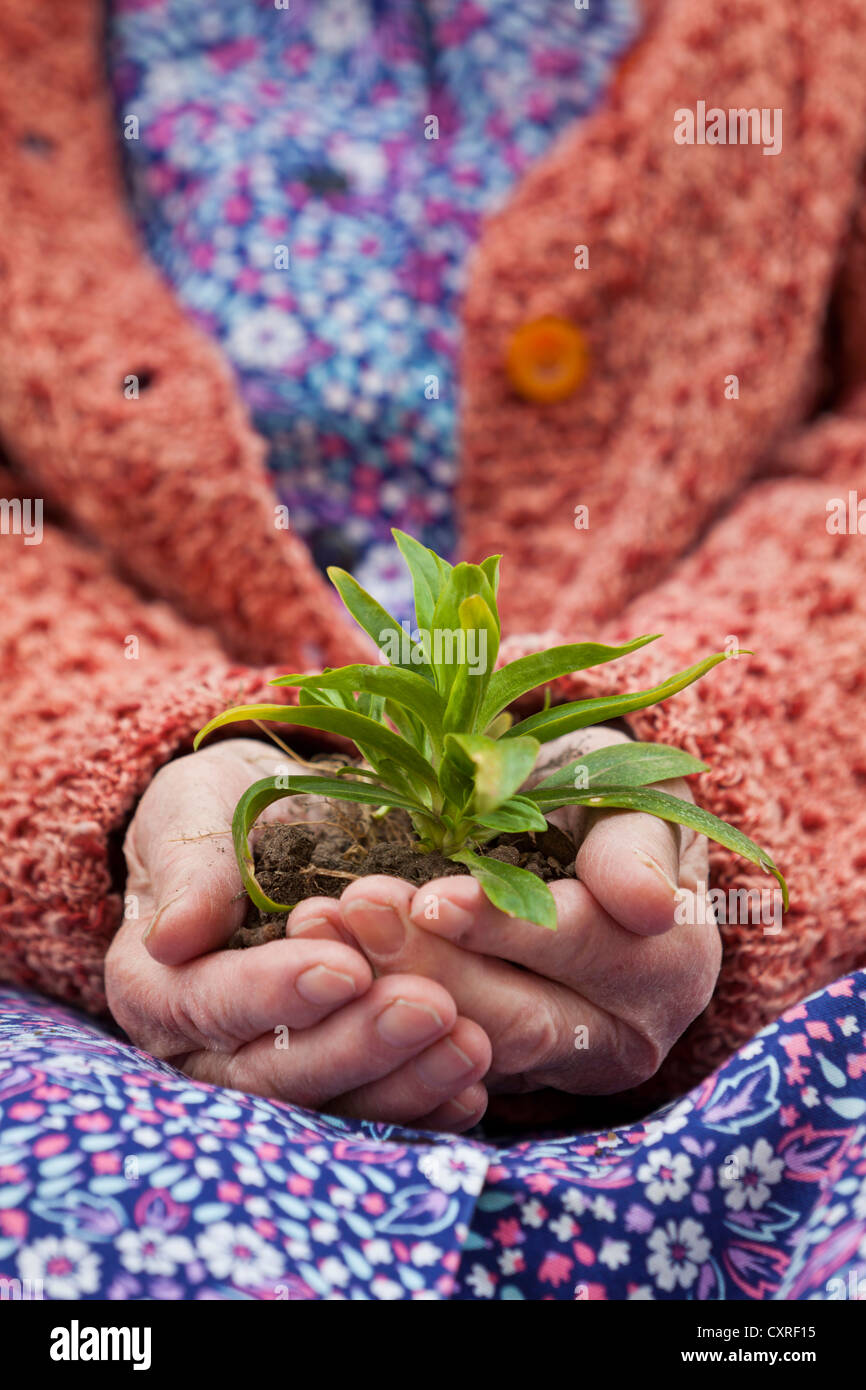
xmin=1 ymin=0 xmax=864 ymax=1303
xmin=2 ymin=977 xmax=865 ymax=1300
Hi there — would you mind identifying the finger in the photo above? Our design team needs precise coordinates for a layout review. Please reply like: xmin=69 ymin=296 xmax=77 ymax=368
xmin=576 ymin=776 xmax=699 ymax=936
xmin=287 ymin=896 xmax=353 ymax=945
xmin=340 ymin=876 xmax=621 ymax=1089
xmin=201 ymin=974 xmax=461 ymax=1105
xmin=136 ymin=742 xmax=295 ymax=965
xmin=409 ymin=1084 xmax=490 ymax=1134
xmin=328 ymin=1017 xmax=491 ymax=1125
xmin=107 ymin=927 xmax=374 ymax=1057
xmin=408 ymin=872 xmax=619 ymax=982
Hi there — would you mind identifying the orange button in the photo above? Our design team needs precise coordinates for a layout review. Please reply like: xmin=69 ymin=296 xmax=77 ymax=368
xmin=505 ymin=316 xmax=589 ymax=404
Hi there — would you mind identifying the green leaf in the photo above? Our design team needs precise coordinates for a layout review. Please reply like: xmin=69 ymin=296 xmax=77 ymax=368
xmin=194 ymin=702 xmax=439 ymax=791
xmin=327 ymin=566 xmax=435 ymax=681
xmin=438 ymin=746 xmax=474 ymax=812
xmin=505 ymin=653 xmax=731 ymax=745
xmin=484 ymin=710 xmax=514 ymax=739
xmin=355 ymin=690 xmax=385 ymax=723
xmin=479 ymin=634 xmax=660 ymax=731
xmin=270 ymin=664 xmax=444 ymax=748
xmin=533 ymin=742 xmax=709 ymax=793
xmin=442 ymin=594 xmax=500 ymax=734
xmin=533 ymin=785 xmax=789 ymax=909
xmin=429 ymin=563 xmax=501 ymax=698
xmin=480 ymin=554 xmax=501 ymax=596
xmin=232 ymin=775 xmax=430 ymax=913
xmin=392 ymin=529 xmax=449 ymax=632
xmin=471 ymin=795 xmax=549 ymax=835
xmin=450 ymin=849 xmax=557 ymax=930
xmin=445 ymin=732 xmax=539 ymax=815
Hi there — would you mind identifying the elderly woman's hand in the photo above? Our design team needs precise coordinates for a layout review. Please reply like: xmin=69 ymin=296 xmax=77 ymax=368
xmin=293 ymin=728 xmax=721 ymax=1097
xmin=105 ymin=739 xmax=491 ymax=1131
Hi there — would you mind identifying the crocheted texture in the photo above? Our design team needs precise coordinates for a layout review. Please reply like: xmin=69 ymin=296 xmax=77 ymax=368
xmin=460 ymin=0 xmax=866 ymax=632
xmin=0 ymin=1 xmax=370 ymax=673
xmin=0 ymin=478 xmax=296 ymax=1011
xmin=500 ymin=443 xmax=866 ymax=1096
xmin=2 ymin=0 xmax=866 ymax=1106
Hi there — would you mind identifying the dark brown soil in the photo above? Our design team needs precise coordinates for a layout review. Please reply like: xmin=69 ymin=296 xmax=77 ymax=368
xmin=230 ymin=804 xmax=576 ymax=949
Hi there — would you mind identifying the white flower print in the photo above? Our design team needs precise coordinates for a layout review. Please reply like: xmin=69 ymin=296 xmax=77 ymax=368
xmin=327 ymin=1187 xmax=355 ymax=1210
xmin=116 ymin=1226 xmax=195 ymax=1277
xmin=18 ymin=1236 xmax=100 ymax=1299
xmin=370 ymin=1275 xmax=403 ymax=1300
xmin=627 ymin=1284 xmax=656 ymax=1300
xmin=319 ymin=1257 xmax=350 ymax=1289
xmin=410 ymin=1242 xmax=439 ymax=1268
xmin=647 ymin=1219 xmax=711 ymax=1292
xmin=227 ymin=307 xmax=305 ymax=369
xmin=562 ymin=1189 xmax=589 ymax=1216
xmin=310 ymin=1219 xmax=339 ymax=1245
xmin=417 ymin=1143 xmax=487 ymax=1195
xmin=599 ymin=1238 xmax=630 ymax=1271
xmin=637 ymin=1147 xmax=693 ymax=1204
xmin=466 ymin=1264 xmax=496 ymax=1299
xmin=641 ymin=1099 xmax=693 ymax=1145
xmin=362 ymin=1239 xmax=393 ymax=1267
xmin=719 ymin=1138 xmax=784 ymax=1212
xmin=591 ymin=1195 xmax=617 ymax=1223
xmin=520 ymin=1198 xmax=546 ymax=1229
xmin=196 ymin=1222 xmax=284 ymax=1289
xmin=309 ymin=0 xmax=371 ymax=53
xmin=499 ymin=1249 xmax=524 ymax=1276
xmin=549 ymin=1214 xmax=578 ymax=1242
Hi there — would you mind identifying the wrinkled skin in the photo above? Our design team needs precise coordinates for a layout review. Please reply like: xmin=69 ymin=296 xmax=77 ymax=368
xmin=107 ymin=732 xmax=720 ymax=1131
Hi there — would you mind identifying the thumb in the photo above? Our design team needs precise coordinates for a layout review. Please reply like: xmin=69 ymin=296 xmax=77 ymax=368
xmin=133 ymin=740 xmax=285 ymax=965
xmin=576 ymin=779 xmax=696 ymax=937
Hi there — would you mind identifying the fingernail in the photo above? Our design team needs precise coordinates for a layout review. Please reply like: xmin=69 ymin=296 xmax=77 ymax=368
xmin=632 ymin=849 xmax=678 ymax=895
xmin=296 ymin=965 xmax=358 ymax=1007
xmin=450 ymin=1094 xmax=480 ymax=1118
xmin=288 ymin=914 xmax=331 ymax=939
xmin=376 ymin=998 xmax=443 ymax=1048
xmin=343 ymin=897 xmax=405 ymax=957
xmin=433 ymin=896 xmax=474 ymax=936
xmin=415 ymin=1037 xmax=475 ymax=1088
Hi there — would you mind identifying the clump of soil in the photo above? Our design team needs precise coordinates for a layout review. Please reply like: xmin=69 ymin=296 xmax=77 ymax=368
xmin=230 ymin=800 xmax=576 ymax=949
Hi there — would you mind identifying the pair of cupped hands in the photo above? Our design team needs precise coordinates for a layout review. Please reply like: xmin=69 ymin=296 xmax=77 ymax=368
xmin=106 ymin=729 xmax=721 ymax=1132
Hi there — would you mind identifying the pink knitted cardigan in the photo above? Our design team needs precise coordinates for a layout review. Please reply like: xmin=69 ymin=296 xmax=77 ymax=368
xmin=2 ymin=0 xmax=866 ymax=1100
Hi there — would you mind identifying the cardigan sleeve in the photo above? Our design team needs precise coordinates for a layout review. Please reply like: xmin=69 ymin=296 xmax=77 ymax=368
xmin=499 ymin=422 xmax=866 ymax=1095
xmin=0 ymin=490 xmax=289 ymax=1013
xmin=0 ymin=0 xmax=370 ymax=674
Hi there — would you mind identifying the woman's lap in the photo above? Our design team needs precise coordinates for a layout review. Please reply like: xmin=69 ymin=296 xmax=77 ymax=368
xmin=1 ymin=980 xmax=864 ymax=1300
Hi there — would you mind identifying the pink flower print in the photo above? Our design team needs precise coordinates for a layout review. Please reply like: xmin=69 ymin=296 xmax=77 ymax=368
xmin=492 ymin=1218 xmax=524 ymax=1248
xmin=539 ymin=1252 xmax=574 ymax=1287
xmin=224 ymin=194 xmax=252 ymax=225
xmin=209 ymin=40 xmax=261 ymax=74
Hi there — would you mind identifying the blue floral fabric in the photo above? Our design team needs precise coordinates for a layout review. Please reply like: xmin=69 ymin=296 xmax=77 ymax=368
xmin=2 ymin=977 xmax=865 ymax=1301
xmin=107 ymin=0 xmax=637 ymax=618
